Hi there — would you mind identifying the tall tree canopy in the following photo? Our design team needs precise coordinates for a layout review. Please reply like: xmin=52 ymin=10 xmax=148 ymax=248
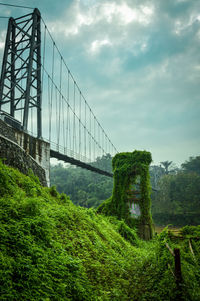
xmin=181 ymin=156 xmax=200 ymax=175
xmin=151 ymin=155 xmax=200 ymax=226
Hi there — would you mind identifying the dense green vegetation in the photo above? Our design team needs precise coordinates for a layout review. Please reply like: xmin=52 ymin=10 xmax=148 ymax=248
xmin=151 ymin=156 xmax=200 ymax=226
xmin=0 ymin=161 xmax=200 ymax=300
xmin=98 ymin=151 xmax=154 ymax=240
xmin=51 ymin=155 xmax=200 ymax=227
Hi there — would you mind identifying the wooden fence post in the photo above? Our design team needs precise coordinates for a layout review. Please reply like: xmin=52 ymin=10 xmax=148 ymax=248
xmin=174 ymin=248 xmax=182 ymax=284
xmin=165 ymin=244 xmax=183 ymax=299
xmin=174 ymin=248 xmax=183 ymax=300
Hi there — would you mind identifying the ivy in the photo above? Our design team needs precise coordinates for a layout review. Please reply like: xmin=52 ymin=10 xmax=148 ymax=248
xmin=97 ymin=150 xmax=154 ymax=239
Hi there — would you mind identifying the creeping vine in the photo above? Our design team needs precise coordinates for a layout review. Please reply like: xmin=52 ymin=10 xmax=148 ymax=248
xmin=97 ymin=150 xmax=154 ymax=240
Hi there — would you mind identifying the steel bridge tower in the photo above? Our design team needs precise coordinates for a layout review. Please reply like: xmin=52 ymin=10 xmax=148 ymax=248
xmin=0 ymin=8 xmax=42 ymax=138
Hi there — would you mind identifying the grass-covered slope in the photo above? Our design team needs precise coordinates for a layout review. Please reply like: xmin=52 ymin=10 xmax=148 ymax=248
xmin=0 ymin=161 xmax=200 ymax=300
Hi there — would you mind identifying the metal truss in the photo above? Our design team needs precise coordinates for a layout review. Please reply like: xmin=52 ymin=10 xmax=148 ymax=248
xmin=0 ymin=8 xmax=42 ymax=137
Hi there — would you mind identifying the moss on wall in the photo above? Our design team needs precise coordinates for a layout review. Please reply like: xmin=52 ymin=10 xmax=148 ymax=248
xmin=97 ymin=150 xmax=154 ymax=240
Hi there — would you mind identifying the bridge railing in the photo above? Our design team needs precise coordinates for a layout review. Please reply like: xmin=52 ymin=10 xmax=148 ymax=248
xmin=50 ymin=141 xmax=91 ymax=164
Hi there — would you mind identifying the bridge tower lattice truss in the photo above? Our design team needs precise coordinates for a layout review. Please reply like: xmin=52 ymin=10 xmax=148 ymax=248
xmin=0 ymin=8 xmax=42 ymax=138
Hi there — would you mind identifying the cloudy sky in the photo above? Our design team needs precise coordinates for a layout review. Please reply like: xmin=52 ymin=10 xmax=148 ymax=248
xmin=0 ymin=0 xmax=200 ymax=166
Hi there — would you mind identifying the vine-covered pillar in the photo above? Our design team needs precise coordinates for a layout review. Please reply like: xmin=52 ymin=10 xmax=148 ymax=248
xmin=98 ymin=150 xmax=154 ymax=240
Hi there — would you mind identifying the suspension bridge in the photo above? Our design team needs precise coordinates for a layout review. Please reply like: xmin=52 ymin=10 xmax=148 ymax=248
xmin=0 ymin=8 xmax=118 ymax=180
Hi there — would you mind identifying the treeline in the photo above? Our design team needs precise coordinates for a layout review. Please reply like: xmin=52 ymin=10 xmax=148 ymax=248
xmin=50 ymin=155 xmax=200 ymax=226
xmin=151 ymin=156 xmax=200 ymax=226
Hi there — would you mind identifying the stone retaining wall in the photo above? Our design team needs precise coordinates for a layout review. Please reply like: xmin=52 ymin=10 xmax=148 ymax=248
xmin=0 ymin=119 xmax=50 ymax=186
xmin=0 ymin=119 xmax=17 ymax=142
xmin=0 ymin=134 xmax=47 ymax=186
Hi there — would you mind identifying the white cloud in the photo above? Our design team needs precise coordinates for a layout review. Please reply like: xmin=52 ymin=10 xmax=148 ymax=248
xmin=0 ymin=42 xmax=4 ymax=49
xmin=100 ymin=2 xmax=154 ymax=25
xmin=46 ymin=1 xmax=154 ymax=37
xmin=174 ymin=13 xmax=200 ymax=35
xmin=0 ymin=31 xmax=6 ymax=53
xmin=90 ymin=38 xmax=112 ymax=53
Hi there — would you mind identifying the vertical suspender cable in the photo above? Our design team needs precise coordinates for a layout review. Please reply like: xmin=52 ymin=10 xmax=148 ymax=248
xmin=55 ymin=87 xmax=58 ymax=149
xmin=48 ymin=75 xmax=51 ymax=140
xmin=49 ymin=41 xmax=55 ymax=142
xmin=84 ymin=99 xmax=86 ymax=160
xmin=89 ymin=108 xmax=91 ymax=162
xmin=66 ymin=103 xmax=69 ymax=154
xmin=62 ymin=96 xmax=65 ymax=152
xmin=73 ymin=81 xmax=76 ymax=156
xmin=102 ymin=130 xmax=104 ymax=156
xmin=105 ymin=133 xmax=107 ymax=155
xmin=41 ymin=25 xmax=46 ymax=139
xmin=94 ymin=116 xmax=96 ymax=162
xmin=58 ymin=56 xmax=62 ymax=147
xmin=79 ymin=91 xmax=81 ymax=157
xmin=41 ymin=25 xmax=46 ymax=99
xmin=66 ymin=70 xmax=70 ymax=153
xmin=98 ymin=122 xmax=100 ymax=166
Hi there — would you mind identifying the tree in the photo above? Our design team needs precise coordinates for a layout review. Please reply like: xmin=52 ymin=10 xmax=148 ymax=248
xmin=151 ymin=170 xmax=200 ymax=226
xmin=160 ymin=160 xmax=179 ymax=175
xmin=160 ymin=161 xmax=173 ymax=174
xmin=149 ymin=165 xmax=165 ymax=189
xmin=181 ymin=156 xmax=200 ymax=175
xmin=93 ymin=153 xmax=112 ymax=173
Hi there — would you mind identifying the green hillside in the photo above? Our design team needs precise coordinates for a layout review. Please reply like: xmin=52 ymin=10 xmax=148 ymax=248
xmin=0 ymin=161 xmax=200 ymax=300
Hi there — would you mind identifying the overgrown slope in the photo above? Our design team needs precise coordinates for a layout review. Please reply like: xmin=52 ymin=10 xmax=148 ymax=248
xmin=0 ymin=161 xmax=199 ymax=300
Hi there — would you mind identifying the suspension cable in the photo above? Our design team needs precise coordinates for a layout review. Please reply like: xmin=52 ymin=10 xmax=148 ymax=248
xmin=41 ymin=25 xmax=46 ymax=96
xmin=58 ymin=57 xmax=62 ymax=147
xmin=41 ymin=17 xmax=118 ymax=155
xmin=0 ymin=2 xmax=34 ymax=9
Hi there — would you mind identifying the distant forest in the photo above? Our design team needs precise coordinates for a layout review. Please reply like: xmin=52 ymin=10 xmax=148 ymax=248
xmin=50 ymin=155 xmax=200 ymax=226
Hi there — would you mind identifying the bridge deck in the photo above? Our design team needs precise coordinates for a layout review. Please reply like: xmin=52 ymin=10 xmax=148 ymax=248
xmin=50 ymin=149 xmax=113 ymax=178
